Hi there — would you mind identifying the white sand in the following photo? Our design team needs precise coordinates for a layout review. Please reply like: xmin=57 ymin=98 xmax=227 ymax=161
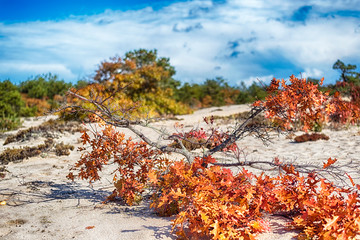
xmin=0 ymin=104 xmax=359 ymax=240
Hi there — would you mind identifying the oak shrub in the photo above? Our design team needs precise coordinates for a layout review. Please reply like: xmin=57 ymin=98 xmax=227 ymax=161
xmin=66 ymin=75 xmax=360 ymax=239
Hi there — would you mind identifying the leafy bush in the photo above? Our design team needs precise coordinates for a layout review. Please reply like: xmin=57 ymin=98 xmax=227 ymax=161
xmin=68 ymin=119 xmax=360 ymax=239
xmin=0 ymin=80 xmax=23 ymax=116
xmin=255 ymin=75 xmax=360 ymax=131
xmin=66 ymin=49 xmax=192 ymax=118
xmin=0 ymin=80 xmax=24 ymax=131
xmin=62 ymin=69 xmax=360 ymax=239
xmin=67 ymin=123 xmax=165 ymax=206
xmin=19 ymin=73 xmax=72 ymax=99
xmin=0 ymin=116 xmax=22 ymax=132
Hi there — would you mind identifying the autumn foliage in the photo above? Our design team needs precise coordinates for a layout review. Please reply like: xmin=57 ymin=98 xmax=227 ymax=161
xmin=66 ymin=75 xmax=360 ymax=239
xmin=149 ymin=157 xmax=360 ymax=239
xmin=64 ymin=50 xmax=192 ymax=120
xmin=255 ymin=75 xmax=360 ymax=131
xmin=67 ymin=118 xmax=166 ymax=206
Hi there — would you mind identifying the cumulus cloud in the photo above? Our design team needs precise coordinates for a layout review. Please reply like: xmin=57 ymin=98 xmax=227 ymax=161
xmin=0 ymin=0 xmax=359 ymax=86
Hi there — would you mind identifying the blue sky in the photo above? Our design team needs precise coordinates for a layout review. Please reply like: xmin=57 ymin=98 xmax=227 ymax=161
xmin=0 ymin=0 xmax=359 ymax=86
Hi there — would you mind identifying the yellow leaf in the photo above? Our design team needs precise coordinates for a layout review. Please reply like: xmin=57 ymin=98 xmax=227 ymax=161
xmin=324 ymin=216 xmax=339 ymax=231
xmin=210 ymin=220 xmax=220 ymax=239
xmin=200 ymin=212 xmax=209 ymax=223
xmin=250 ymin=220 xmax=261 ymax=230
xmin=0 ymin=201 xmax=6 ymax=206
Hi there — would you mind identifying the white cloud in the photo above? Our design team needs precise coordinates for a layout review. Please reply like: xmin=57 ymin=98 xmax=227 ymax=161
xmin=0 ymin=0 xmax=359 ymax=86
xmin=240 ymin=74 xmax=274 ymax=86
xmin=303 ymin=68 xmax=324 ymax=79
xmin=0 ymin=62 xmax=77 ymax=82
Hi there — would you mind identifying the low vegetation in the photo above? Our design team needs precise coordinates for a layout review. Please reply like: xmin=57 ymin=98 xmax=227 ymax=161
xmin=294 ymin=133 xmax=330 ymax=143
xmin=54 ymin=142 xmax=74 ymax=156
xmin=60 ymin=71 xmax=360 ymax=239
xmin=1 ymin=138 xmax=75 ymax=165
xmin=4 ymin=119 xmax=83 ymax=145
xmin=0 ymin=139 xmax=54 ymax=164
xmin=1 ymin=48 xmax=360 ymax=239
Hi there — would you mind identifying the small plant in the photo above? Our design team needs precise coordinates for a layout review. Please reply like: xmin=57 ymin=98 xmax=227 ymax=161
xmin=54 ymin=142 xmax=74 ymax=156
xmin=67 ymin=124 xmax=168 ymax=206
xmin=0 ymin=166 xmax=8 ymax=179
xmin=0 ymin=139 xmax=54 ymax=164
xmin=0 ymin=116 xmax=22 ymax=132
xmin=4 ymin=118 xmax=83 ymax=145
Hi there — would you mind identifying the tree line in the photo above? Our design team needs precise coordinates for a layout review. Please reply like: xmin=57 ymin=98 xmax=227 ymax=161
xmin=1 ymin=48 xmax=359 ymax=131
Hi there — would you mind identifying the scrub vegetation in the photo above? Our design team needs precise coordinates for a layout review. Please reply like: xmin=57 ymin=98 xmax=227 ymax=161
xmin=1 ymin=49 xmax=360 ymax=239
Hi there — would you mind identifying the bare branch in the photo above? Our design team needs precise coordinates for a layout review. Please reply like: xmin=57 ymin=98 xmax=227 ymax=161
xmin=205 ymin=106 xmax=266 ymax=156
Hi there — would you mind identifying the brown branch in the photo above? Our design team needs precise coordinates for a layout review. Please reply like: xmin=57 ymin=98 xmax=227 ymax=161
xmin=127 ymin=124 xmax=194 ymax=162
xmin=205 ymin=106 xmax=266 ymax=156
xmin=54 ymin=89 xmax=196 ymax=162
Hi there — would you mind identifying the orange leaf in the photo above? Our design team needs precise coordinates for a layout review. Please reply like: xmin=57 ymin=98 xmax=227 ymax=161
xmin=324 ymin=216 xmax=339 ymax=231
xmin=148 ymin=170 xmax=158 ymax=184
xmin=346 ymin=173 xmax=355 ymax=187
xmin=323 ymin=158 xmax=337 ymax=169
xmin=85 ymin=226 xmax=95 ymax=230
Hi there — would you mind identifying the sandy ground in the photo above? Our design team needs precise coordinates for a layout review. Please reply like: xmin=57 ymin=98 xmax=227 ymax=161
xmin=0 ymin=104 xmax=359 ymax=240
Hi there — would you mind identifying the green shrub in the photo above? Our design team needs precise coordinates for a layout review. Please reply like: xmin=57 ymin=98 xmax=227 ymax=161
xmin=54 ymin=142 xmax=74 ymax=156
xmin=0 ymin=139 xmax=54 ymax=164
xmin=0 ymin=116 xmax=22 ymax=132
xmin=0 ymin=80 xmax=24 ymax=131
xmin=4 ymin=118 xmax=84 ymax=145
xmin=0 ymin=80 xmax=23 ymax=117
xmin=19 ymin=73 xmax=72 ymax=99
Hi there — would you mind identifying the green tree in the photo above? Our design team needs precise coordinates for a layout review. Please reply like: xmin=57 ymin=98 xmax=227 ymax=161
xmin=75 ymin=79 xmax=89 ymax=89
xmin=333 ymin=59 xmax=360 ymax=85
xmin=94 ymin=49 xmax=181 ymax=100
xmin=125 ymin=49 xmax=180 ymax=95
xmin=176 ymin=82 xmax=203 ymax=107
xmin=177 ymin=77 xmax=242 ymax=107
xmin=19 ymin=73 xmax=72 ymax=99
xmin=82 ymin=49 xmax=191 ymax=116
xmin=0 ymin=80 xmax=24 ymax=130
xmin=201 ymin=77 xmax=227 ymax=106
xmin=236 ymin=82 xmax=267 ymax=104
xmin=47 ymin=76 xmax=72 ymax=99
xmin=20 ymin=76 xmax=48 ymax=99
xmin=0 ymin=80 xmax=23 ymax=117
